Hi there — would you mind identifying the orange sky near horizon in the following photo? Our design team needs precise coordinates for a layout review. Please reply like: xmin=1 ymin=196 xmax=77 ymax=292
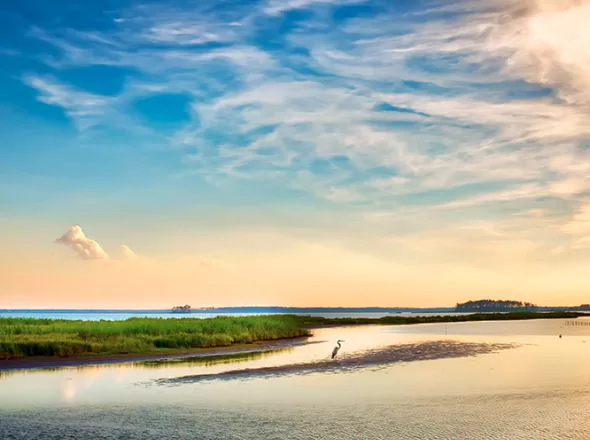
xmin=1 ymin=224 xmax=589 ymax=309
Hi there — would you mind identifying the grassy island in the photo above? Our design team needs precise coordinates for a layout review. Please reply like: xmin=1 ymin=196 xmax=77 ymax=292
xmin=0 ymin=311 xmax=585 ymax=361
xmin=0 ymin=315 xmax=310 ymax=360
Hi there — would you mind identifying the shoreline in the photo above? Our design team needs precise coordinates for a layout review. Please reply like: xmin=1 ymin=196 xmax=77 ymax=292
xmin=0 ymin=336 xmax=315 ymax=372
xmin=1 ymin=312 xmax=585 ymax=371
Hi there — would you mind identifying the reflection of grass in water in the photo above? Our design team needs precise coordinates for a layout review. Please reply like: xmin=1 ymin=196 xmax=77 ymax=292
xmin=0 ymin=348 xmax=294 ymax=379
xmin=0 ymin=316 xmax=310 ymax=359
xmin=158 ymin=341 xmax=519 ymax=385
xmin=139 ymin=347 xmax=294 ymax=368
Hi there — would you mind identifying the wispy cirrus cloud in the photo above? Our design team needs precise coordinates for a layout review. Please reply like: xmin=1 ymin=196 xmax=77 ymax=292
xmin=18 ymin=0 xmax=590 ymax=262
xmin=263 ymin=0 xmax=367 ymax=16
xmin=24 ymin=76 xmax=112 ymax=131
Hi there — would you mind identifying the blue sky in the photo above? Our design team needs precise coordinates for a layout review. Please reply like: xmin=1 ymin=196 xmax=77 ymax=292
xmin=2 ymin=0 xmax=590 ymax=307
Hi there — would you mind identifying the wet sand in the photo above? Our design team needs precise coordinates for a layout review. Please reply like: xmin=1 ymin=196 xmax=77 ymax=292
xmin=155 ymin=340 xmax=519 ymax=385
xmin=0 ymin=337 xmax=316 ymax=371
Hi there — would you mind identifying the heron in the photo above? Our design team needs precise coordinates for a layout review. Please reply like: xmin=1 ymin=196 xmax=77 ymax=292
xmin=331 ymin=340 xmax=345 ymax=359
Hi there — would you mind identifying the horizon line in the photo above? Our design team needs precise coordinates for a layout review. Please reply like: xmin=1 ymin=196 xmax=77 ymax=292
xmin=1 ymin=304 xmax=588 ymax=312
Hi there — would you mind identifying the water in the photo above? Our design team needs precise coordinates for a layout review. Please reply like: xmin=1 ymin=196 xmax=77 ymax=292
xmin=0 ymin=310 xmax=467 ymax=320
xmin=2 ymin=318 xmax=590 ymax=439
xmin=0 ymin=310 xmax=276 ymax=321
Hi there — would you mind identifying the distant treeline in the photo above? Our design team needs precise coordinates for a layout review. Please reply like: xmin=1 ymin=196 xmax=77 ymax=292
xmin=456 ymin=300 xmax=537 ymax=312
xmin=456 ymin=300 xmax=590 ymax=312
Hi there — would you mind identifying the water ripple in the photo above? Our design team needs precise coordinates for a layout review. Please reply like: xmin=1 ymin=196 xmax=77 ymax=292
xmin=3 ymin=389 xmax=590 ymax=440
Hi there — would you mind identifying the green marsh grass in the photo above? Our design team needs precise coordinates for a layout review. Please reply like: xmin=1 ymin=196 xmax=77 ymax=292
xmin=0 ymin=311 xmax=584 ymax=360
xmin=0 ymin=315 xmax=310 ymax=359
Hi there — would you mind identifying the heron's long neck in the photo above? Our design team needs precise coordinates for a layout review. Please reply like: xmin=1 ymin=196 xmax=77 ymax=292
xmin=337 ymin=341 xmax=341 ymax=348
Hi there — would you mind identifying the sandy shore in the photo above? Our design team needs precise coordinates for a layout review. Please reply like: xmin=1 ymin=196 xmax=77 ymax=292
xmin=156 ymin=340 xmax=519 ymax=385
xmin=0 ymin=337 xmax=316 ymax=371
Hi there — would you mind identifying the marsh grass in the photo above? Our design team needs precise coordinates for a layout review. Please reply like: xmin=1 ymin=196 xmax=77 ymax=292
xmin=291 ymin=311 xmax=585 ymax=327
xmin=0 ymin=315 xmax=310 ymax=359
xmin=0 ymin=311 xmax=583 ymax=360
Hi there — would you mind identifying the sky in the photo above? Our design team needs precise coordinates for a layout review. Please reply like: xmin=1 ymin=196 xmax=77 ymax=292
xmin=1 ymin=0 xmax=590 ymax=308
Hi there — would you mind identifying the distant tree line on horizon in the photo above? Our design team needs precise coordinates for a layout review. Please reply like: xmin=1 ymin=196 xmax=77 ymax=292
xmin=455 ymin=299 xmax=537 ymax=312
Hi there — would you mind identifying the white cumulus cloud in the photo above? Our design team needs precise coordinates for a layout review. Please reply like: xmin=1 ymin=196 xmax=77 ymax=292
xmin=120 ymin=244 xmax=138 ymax=260
xmin=55 ymin=225 xmax=109 ymax=260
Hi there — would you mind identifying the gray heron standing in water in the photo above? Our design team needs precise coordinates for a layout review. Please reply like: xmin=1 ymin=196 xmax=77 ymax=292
xmin=331 ymin=340 xmax=345 ymax=359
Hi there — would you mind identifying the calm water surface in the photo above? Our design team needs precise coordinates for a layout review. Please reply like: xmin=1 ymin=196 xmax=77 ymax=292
xmin=0 ymin=310 xmax=465 ymax=320
xmin=2 ymin=318 xmax=590 ymax=439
